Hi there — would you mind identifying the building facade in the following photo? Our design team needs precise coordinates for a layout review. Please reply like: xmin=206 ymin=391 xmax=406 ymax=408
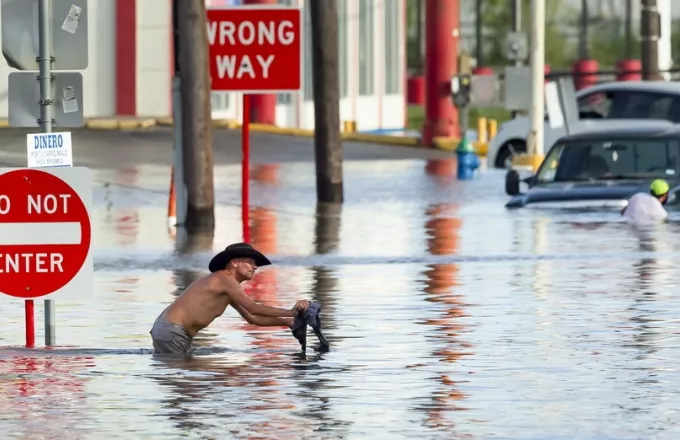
xmin=0 ymin=0 xmax=406 ymax=133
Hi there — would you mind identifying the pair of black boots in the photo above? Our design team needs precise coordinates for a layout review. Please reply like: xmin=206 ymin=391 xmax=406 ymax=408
xmin=291 ymin=301 xmax=329 ymax=353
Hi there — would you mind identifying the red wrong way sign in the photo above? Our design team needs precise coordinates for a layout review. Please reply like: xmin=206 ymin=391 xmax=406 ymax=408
xmin=207 ymin=5 xmax=302 ymax=92
xmin=0 ymin=167 xmax=93 ymax=300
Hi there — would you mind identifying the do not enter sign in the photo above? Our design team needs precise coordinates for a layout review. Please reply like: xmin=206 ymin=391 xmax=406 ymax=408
xmin=0 ymin=167 xmax=93 ymax=300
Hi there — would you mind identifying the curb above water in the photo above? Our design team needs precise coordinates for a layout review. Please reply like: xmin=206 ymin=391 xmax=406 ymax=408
xmin=432 ymin=137 xmax=489 ymax=156
xmin=0 ymin=117 xmax=488 ymax=156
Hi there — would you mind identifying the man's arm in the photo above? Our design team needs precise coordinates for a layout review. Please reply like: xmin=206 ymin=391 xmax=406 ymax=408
xmin=220 ymin=275 xmax=296 ymax=317
xmin=232 ymin=302 xmax=293 ymax=327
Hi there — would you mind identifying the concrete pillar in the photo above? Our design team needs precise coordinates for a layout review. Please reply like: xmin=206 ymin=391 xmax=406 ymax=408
xmin=243 ymin=0 xmax=278 ymax=124
xmin=422 ymin=0 xmax=459 ymax=146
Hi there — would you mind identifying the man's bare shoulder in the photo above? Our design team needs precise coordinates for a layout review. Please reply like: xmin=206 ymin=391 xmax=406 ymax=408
xmin=179 ymin=272 xmax=229 ymax=296
xmin=211 ymin=270 xmax=241 ymax=294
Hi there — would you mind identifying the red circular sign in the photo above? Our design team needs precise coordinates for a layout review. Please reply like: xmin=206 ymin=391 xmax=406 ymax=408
xmin=0 ymin=169 xmax=91 ymax=298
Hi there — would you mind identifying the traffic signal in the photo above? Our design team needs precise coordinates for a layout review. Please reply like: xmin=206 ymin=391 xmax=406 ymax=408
xmin=451 ymin=74 xmax=471 ymax=109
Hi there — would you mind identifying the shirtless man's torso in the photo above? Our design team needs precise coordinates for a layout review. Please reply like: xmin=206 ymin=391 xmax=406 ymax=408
xmin=150 ymin=243 xmax=309 ymax=354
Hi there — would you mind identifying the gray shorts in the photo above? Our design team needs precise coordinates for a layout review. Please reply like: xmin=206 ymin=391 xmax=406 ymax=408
xmin=150 ymin=314 xmax=193 ymax=355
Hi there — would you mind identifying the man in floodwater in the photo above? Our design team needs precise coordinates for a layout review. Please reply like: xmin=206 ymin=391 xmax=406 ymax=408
xmin=621 ymin=179 xmax=670 ymax=222
xmin=150 ymin=242 xmax=309 ymax=355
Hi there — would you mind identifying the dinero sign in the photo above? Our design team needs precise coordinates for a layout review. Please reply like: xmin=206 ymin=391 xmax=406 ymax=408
xmin=206 ymin=5 xmax=302 ymax=93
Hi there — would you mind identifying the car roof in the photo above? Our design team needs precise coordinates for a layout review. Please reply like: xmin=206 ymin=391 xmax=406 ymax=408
xmin=556 ymin=121 xmax=680 ymax=143
xmin=576 ymin=80 xmax=680 ymax=96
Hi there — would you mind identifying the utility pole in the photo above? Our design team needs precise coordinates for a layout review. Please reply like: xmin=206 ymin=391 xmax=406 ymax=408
xmin=624 ymin=0 xmax=632 ymax=57
xmin=641 ymin=0 xmax=662 ymax=80
xmin=475 ymin=0 xmax=482 ymax=66
xmin=315 ymin=203 xmax=342 ymax=255
xmin=578 ymin=0 xmax=589 ymax=59
xmin=176 ymin=0 xmax=215 ymax=231
xmin=527 ymin=0 xmax=545 ymax=171
xmin=512 ymin=0 xmax=521 ymax=60
xmin=510 ymin=0 xmax=522 ymax=119
xmin=309 ymin=0 xmax=343 ymax=204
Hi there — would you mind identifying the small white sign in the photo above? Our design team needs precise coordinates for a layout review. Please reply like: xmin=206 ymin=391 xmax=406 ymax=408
xmin=26 ymin=132 xmax=73 ymax=168
xmin=61 ymin=4 xmax=82 ymax=34
xmin=544 ymin=81 xmax=565 ymax=129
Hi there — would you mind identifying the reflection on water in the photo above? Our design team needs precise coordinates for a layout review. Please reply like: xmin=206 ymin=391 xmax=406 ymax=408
xmin=312 ymin=203 xmax=342 ymax=333
xmin=149 ymin=354 xmax=287 ymax=436
xmin=170 ymin=229 xmax=220 ymax=352
xmin=171 ymin=228 xmax=212 ymax=298
xmin=627 ymin=226 xmax=671 ymax=360
xmin=240 ymin=203 xmax=290 ymax=358
xmin=424 ymin=158 xmax=456 ymax=180
xmin=5 ymin=162 xmax=680 ymax=438
xmin=419 ymin=204 xmax=472 ymax=430
xmin=0 ymin=354 xmax=95 ymax=439
xmin=149 ymin=350 xmax=351 ymax=439
xmin=107 ymin=169 xmax=142 ymax=299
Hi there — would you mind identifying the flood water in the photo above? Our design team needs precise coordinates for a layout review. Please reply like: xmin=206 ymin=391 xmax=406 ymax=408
xmin=3 ymin=157 xmax=680 ymax=439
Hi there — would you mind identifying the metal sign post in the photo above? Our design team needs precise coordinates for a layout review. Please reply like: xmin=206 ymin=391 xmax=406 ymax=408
xmin=38 ymin=0 xmax=55 ymax=345
xmin=38 ymin=0 xmax=53 ymax=133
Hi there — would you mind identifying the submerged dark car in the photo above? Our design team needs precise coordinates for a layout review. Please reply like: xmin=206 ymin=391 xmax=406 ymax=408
xmin=505 ymin=124 xmax=680 ymax=209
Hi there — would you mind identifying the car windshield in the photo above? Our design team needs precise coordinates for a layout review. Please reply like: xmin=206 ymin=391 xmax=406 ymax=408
xmin=536 ymin=137 xmax=680 ymax=183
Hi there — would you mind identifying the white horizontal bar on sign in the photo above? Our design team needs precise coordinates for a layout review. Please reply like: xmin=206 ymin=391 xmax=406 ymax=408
xmin=0 ymin=223 xmax=81 ymax=246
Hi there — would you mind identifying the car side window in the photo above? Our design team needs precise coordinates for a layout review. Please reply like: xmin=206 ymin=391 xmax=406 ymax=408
xmin=589 ymin=140 xmax=679 ymax=176
xmin=633 ymin=140 xmax=678 ymax=175
xmin=577 ymin=91 xmax=615 ymax=119
xmin=617 ymin=92 xmax=675 ymax=120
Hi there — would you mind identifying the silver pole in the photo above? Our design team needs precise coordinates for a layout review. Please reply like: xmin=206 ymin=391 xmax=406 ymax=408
xmin=511 ymin=0 xmax=522 ymax=119
xmin=527 ymin=0 xmax=545 ymax=169
xmin=38 ymin=0 xmax=53 ymax=133
xmin=513 ymin=0 xmax=521 ymax=62
xmin=172 ymin=75 xmax=186 ymax=226
xmin=38 ymin=0 xmax=56 ymax=345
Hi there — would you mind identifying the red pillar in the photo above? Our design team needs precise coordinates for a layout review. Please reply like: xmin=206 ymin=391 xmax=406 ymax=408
xmin=407 ymin=76 xmax=425 ymax=105
xmin=617 ymin=59 xmax=642 ymax=81
xmin=572 ymin=59 xmax=599 ymax=91
xmin=243 ymin=0 xmax=277 ymax=124
xmin=422 ymin=0 xmax=459 ymax=146
xmin=116 ymin=0 xmax=136 ymax=116
xmin=473 ymin=67 xmax=493 ymax=75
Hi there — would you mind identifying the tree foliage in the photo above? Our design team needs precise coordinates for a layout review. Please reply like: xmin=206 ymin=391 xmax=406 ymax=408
xmin=406 ymin=0 xmax=673 ymax=72
xmin=481 ymin=0 xmax=578 ymax=69
xmin=673 ymin=20 xmax=680 ymax=67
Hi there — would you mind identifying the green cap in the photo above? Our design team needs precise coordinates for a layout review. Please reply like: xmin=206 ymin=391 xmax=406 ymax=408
xmin=650 ymin=179 xmax=670 ymax=197
xmin=456 ymin=135 xmax=474 ymax=153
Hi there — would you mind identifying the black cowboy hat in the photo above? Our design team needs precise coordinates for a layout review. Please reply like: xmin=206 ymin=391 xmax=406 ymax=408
xmin=208 ymin=242 xmax=272 ymax=273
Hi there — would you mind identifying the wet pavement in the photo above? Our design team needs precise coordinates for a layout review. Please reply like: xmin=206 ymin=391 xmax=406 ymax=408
xmin=3 ymin=129 xmax=680 ymax=439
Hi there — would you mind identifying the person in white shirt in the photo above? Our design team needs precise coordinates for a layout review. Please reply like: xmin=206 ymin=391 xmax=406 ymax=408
xmin=621 ymin=179 xmax=670 ymax=222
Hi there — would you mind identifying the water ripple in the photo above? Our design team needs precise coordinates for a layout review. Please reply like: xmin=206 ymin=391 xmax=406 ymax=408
xmin=3 ymin=161 xmax=680 ymax=438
